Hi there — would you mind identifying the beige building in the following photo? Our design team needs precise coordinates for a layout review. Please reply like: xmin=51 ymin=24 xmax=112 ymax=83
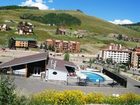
xmin=9 ymin=37 xmax=37 ymax=49
xmin=102 ymin=44 xmax=131 ymax=63
xmin=131 ymin=47 xmax=140 ymax=68
xmin=15 ymin=41 xmax=28 ymax=48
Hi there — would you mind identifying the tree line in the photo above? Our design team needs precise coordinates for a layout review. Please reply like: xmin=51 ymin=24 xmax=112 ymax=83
xmin=121 ymin=22 xmax=140 ymax=32
xmin=20 ymin=13 xmax=81 ymax=26
xmin=0 ymin=5 xmax=39 ymax=10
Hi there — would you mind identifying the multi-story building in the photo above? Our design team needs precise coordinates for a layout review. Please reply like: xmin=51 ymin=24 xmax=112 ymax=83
xmin=131 ymin=47 xmax=140 ymax=68
xmin=9 ymin=37 xmax=37 ymax=49
xmin=137 ymin=53 xmax=140 ymax=68
xmin=46 ymin=39 xmax=80 ymax=53
xmin=102 ymin=44 xmax=131 ymax=63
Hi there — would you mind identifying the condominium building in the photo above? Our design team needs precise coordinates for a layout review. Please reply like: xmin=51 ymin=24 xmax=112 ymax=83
xmin=137 ymin=53 xmax=140 ymax=68
xmin=9 ymin=37 xmax=37 ymax=49
xmin=46 ymin=39 xmax=80 ymax=53
xmin=131 ymin=47 xmax=140 ymax=68
xmin=102 ymin=44 xmax=131 ymax=63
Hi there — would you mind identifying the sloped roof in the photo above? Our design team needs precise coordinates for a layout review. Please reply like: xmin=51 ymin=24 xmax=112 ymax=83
xmin=0 ymin=53 xmax=48 ymax=68
xmin=47 ymin=58 xmax=76 ymax=72
xmin=12 ymin=37 xmax=37 ymax=41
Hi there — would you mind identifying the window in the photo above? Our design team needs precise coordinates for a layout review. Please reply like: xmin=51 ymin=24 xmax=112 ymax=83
xmin=53 ymin=71 xmax=57 ymax=75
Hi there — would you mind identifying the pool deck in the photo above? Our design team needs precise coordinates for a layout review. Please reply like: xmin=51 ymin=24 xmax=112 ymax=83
xmin=78 ymin=70 xmax=113 ymax=84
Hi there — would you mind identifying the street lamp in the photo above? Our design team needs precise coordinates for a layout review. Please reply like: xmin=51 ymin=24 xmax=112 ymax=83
xmin=96 ymin=79 xmax=100 ymax=87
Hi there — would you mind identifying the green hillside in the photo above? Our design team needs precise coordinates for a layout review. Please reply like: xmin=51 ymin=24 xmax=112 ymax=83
xmin=121 ymin=23 xmax=140 ymax=32
xmin=0 ymin=9 xmax=140 ymax=53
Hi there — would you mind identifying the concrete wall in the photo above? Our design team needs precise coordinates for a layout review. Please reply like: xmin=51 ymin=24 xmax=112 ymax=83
xmin=13 ymin=68 xmax=26 ymax=76
xmin=46 ymin=69 xmax=67 ymax=81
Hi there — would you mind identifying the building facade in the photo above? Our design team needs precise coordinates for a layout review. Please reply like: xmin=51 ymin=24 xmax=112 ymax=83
xmin=137 ymin=54 xmax=140 ymax=68
xmin=131 ymin=47 xmax=140 ymax=68
xmin=46 ymin=58 xmax=76 ymax=81
xmin=102 ymin=44 xmax=131 ymax=63
xmin=46 ymin=39 xmax=80 ymax=53
xmin=9 ymin=37 xmax=37 ymax=49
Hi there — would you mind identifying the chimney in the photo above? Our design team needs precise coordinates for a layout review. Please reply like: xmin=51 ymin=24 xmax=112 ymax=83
xmin=109 ymin=45 xmax=112 ymax=50
xmin=51 ymin=59 xmax=53 ymax=68
xmin=53 ymin=61 xmax=57 ymax=69
xmin=119 ymin=44 xmax=122 ymax=50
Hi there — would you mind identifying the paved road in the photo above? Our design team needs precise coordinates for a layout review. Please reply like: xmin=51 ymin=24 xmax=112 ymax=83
xmin=14 ymin=76 xmax=140 ymax=96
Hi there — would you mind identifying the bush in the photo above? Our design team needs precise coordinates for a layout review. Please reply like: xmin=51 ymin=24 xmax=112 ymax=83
xmin=0 ymin=74 xmax=29 ymax=105
xmin=104 ymin=96 xmax=120 ymax=105
xmin=31 ymin=90 xmax=85 ymax=105
xmin=0 ymin=75 xmax=17 ymax=105
xmin=64 ymin=52 xmax=70 ymax=61
xmin=119 ymin=93 xmax=140 ymax=105
xmin=30 ymin=90 xmax=140 ymax=105
xmin=85 ymin=92 xmax=105 ymax=104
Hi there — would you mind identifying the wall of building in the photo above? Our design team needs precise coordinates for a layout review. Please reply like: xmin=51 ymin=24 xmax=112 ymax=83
xmin=131 ymin=52 xmax=138 ymax=68
xmin=46 ymin=39 xmax=80 ymax=53
xmin=15 ymin=41 xmax=28 ymax=47
xmin=138 ymin=55 xmax=140 ymax=68
xmin=13 ymin=68 xmax=26 ymax=76
xmin=12 ymin=64 xmax=26 ymax=76
xmin=102 ymin=50 xmax=130 ymax=63
xmin=46 ymin=69 xmax=67 ymax=81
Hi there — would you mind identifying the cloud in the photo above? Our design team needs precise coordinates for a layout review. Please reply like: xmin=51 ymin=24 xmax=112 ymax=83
xmin=48 ymin=0 xmax=53 ymax=3
xmin=20 ymin=0 xmax=49 ymax=10
xmin=109 ymin=19 xmax=133 ymax=25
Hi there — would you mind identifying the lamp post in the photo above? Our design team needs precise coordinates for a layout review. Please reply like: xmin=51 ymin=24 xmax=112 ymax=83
xmin=96 ymin=79 xmax=100 ymax=87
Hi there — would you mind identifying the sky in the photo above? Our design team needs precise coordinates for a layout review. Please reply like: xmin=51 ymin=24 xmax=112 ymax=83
xmin=0 ymin=0 xmax=140 ymax=24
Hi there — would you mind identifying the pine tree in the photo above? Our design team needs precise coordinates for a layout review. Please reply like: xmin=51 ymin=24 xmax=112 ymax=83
xmin=0 ymin=75 xmax=16 ymax=105
xmin=64 ymin=52 xmax=70 ymax=61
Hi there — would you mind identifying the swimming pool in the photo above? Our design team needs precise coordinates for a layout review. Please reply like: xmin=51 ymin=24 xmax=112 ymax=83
xmin=81 ymin=72 xmax=105 ymax=83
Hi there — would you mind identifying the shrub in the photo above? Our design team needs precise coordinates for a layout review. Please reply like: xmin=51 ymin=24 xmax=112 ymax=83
xmin=60 ymin=90 xmax=85 ymax=105
xmin=104 ymin=96 xmax=120 ymax=105
xmin=0 ymin=74 xmax=29 ymax=105
xmin=31 ymin=90 xmax=140 ymax=105
xmin=64 ymin=52 xmax=70 ymax=61
xmin=85 ymin=92 xmax=105 ymax=104
xmin=31 ymin=90 xmax=85 ymax=105
xmin=104 ymin=93 xmax=140 ymax=105
xmin=119 ymin=93 xmax=140 ymax=105
xmin=0 ymin=75 xmax=17 ymax=105
xmin=30 ymin=90 xmax=55 ymax=105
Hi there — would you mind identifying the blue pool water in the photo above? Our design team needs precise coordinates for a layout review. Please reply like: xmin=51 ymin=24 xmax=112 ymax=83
xmin=81 ymin=72 xmax=105 ymax=83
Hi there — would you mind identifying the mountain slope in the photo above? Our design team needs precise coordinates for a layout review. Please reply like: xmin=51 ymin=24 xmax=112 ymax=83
xmin=121 ymin=23 xmax=140 ymax=33
xmin=0 ymin=9 xmax=140 ymax=52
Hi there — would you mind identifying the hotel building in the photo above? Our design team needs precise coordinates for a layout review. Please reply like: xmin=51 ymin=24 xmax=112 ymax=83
xmin=102 ymin=44 xmax=131 ymax=63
